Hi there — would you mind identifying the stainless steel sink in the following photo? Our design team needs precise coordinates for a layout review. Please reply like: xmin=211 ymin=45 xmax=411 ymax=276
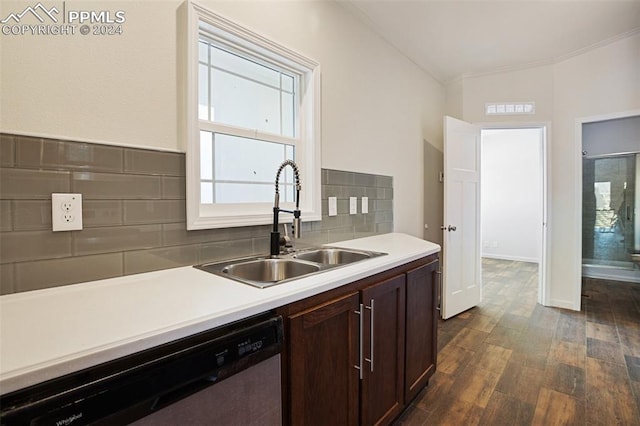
xmin=293 ymin=248 xmax=373 ymax=265
xmin=223 ymin=258 xmax=320 ymax=283
xmin=196 ymin=258 xmax=320 ymax=288
xmin=195 ymin=247 xmax=386 ymax=289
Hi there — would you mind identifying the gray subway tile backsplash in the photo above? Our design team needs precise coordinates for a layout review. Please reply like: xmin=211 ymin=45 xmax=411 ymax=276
xmin=72 ymin=172 xmax=163 ymax=200
xmin=374 ymin=210 xmax=394 ymax=224
xmin=325 ymin=169 xmax=354 ymax=186
xmin=0 ymin=264 xmax=15 ymax=295
xmin=365 ymin=187 xmax=385 ymax=200
xmin=0 ymin=134 xmax=393 ymax=294
xmin=14 ymin=253 xmax=124 ymax=293
xmin=124 ymin=246 xmax=199 ymax=275
xmin=353 ymin=172 xmax=376 ymax=187
xmin=0 ymin=200 xmax=12 ymax=231
xmin=161 ymin=222 xmax=225 ymax=247
xmin=0 ymin=230 xmax=72 ymax=263
xmin=385 ymin=188 xmax=394 ymax=200
xmin=73 ymin=224 xmax=163 ymax=256
xmin=124 ymin=148 xmax=185 ymax=176
xmin=336 ymin=199 xmax=349 ymax=215
xmin=376 ymin=175 xmax=393 ymax=188
xmin=0 ymin=134 xmax=15 ymax=167
xmin=162 ymin=176 xmax=186 ymax=199
xmin=374 ymin=199 xmax=393 ymax=212
xmin=0 ymin=168 xmax=71 ymax=199
xmin=83 ymin=200 xmax=124 ymax=227
xmin=15 ymin=137 xmax=124 ymax=172
xmin=162 ymin=223 xmax=271 ymax=247
xmin=12 ymin=200 xmax=52 ymax=230
xmin=375 ymin=222 xmax=394 ymax=234
xmin=123 ymin=200 xmax=185 ymax=225
xmin=198 ymin=238 xmax=256 ymax=264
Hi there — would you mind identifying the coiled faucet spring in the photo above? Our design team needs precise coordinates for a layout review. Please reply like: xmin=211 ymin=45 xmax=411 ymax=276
xmin=274 ymin=159 xmax=301 ymax=206
xmin=271 ymin=160 xmax=302 ymax=256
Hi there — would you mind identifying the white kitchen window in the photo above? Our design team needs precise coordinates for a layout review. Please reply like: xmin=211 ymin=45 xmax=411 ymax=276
xmin=179 ymin=2 xmax=321 ymax=230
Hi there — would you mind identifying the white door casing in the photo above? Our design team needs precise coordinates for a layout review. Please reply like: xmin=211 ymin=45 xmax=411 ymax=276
xmin=442 ymin=116 xmax=482 ymax=319
xmin=539 ymin=127 xmax=549 ymax=306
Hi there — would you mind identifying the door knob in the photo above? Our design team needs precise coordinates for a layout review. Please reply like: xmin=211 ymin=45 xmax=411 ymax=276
xmin=440 ymin=225 xmax=457 ymax=232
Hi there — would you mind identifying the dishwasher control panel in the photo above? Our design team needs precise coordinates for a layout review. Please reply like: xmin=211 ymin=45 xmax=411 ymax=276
xmin=0 ymin=314 xmax=283 ymax=426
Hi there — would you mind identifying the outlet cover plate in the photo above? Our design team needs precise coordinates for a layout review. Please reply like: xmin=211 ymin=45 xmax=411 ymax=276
xmin=328 ymin=197 xmax=337 ymax=216
xmin=362 ymin=197 xmax=369 ymax=214
xmin=349 ymin=197 xmax=357 ymax=215
xmin=52 ymin=193 xmax=83 ymax=231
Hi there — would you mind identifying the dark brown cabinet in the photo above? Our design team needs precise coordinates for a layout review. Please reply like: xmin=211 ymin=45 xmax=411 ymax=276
xmin=279 ymin=254 xmax=439 ymax=426
xmin=360 ymin=275 xmax=406 ymax=426
xmin=288 ymin=292 xmax=361 ymax=425
xmin=404 ymin=259 xmax=439 ymax=403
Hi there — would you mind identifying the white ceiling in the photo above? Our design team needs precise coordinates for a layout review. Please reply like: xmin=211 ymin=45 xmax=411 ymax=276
xmin=344 ymin=0 xmax=640 ymax=83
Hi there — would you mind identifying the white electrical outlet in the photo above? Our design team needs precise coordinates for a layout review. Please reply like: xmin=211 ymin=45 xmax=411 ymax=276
xmin=52 ymin=193 xmax=83 ymax=232
xmin=349 ymin=197 xmax=357 ymax=215
xmin=362 ymin=197 xmax=369 ymax=214
xmin=328 ymin=197 xmax=338 ymax=216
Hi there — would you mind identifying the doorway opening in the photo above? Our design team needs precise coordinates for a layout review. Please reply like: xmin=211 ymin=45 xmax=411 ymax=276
xmin=581 ymin=115 xmax=640 ymax=283
xmin=480 ymin=127 xmax=547 ymax=304
xmin=441 ymin=117 xmax=548 ymax=319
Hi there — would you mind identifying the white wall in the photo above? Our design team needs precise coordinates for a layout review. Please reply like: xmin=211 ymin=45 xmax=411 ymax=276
xmin=445 ymin=77 xmax=464 ymax=121
xmin=0 ymin=0 xmax=445 ymax=238
xmin=459 ymin=33 xmax=640 ymax=310
xmin=0 ymin=1 xmax=178 ymax=151
xmin=463 ymin=65 xmax=555 ymax=123
xmin=481 ymin=129 xmax=542 ymax=263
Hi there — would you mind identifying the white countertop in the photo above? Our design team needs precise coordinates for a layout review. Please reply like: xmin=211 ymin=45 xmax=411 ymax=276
xmin=0 ymin=233 xmax=439 ymax=394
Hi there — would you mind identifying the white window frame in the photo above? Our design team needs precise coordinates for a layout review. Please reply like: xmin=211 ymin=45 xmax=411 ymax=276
xmin=178 ymin=1 xmax=321 ymax=230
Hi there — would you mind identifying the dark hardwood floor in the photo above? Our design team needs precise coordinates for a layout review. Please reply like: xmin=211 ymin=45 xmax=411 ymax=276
xmin=395 ymin=258 xmax=640 ymax=425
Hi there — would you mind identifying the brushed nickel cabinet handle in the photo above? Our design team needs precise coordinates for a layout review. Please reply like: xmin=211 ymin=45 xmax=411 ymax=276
xmin=354 ymin=304 xmax=364 ymax=380
xmin=364 ymin=300 xmax=374 ymax=372
xmin=435 ymin=270 xmax=442 ymax=311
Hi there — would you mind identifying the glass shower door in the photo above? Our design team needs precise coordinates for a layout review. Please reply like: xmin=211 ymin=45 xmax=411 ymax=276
xmin=582 ymin=154 xmax=637 ymax=269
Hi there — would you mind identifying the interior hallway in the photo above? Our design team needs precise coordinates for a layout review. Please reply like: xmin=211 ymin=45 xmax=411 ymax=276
xmin=395 ymin=258 xmax=640 ymax=425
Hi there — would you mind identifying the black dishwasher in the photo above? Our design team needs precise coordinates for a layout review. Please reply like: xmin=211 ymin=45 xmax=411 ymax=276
xmin=0 ymin=313 xmax=283 ymax=426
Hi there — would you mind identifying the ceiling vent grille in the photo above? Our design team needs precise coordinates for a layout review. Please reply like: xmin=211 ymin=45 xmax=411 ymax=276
xmin=485 ymin=102 xmax=535 ymax=115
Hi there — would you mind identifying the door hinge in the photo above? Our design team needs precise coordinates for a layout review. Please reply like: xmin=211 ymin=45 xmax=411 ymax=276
xmin=439 ymin=172 xmax=444 ymax=183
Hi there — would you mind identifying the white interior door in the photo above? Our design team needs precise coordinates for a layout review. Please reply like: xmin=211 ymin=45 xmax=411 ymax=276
xmin=442 ymin=116 xmax=482 ymax=319
xmin=539 ymin=127 xmax=549 ymax=305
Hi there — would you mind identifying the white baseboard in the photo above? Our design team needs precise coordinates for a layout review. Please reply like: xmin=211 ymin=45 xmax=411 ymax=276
xmin=547 ymin=298 xmax=580 ymax=311
xmin=582 ymin=265 xmax=640 ymax=284
xmin=482 ymin=254 xmax=539 ymax=264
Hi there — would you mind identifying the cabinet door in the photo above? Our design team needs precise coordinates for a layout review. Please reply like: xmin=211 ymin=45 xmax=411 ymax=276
xmin=404 ymin=260 xmax=439 ymax=403
xmin=360 ymin=275 xmax=406 ymax=426
xmin=288 ymin=292 xmax=360 ymax=426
